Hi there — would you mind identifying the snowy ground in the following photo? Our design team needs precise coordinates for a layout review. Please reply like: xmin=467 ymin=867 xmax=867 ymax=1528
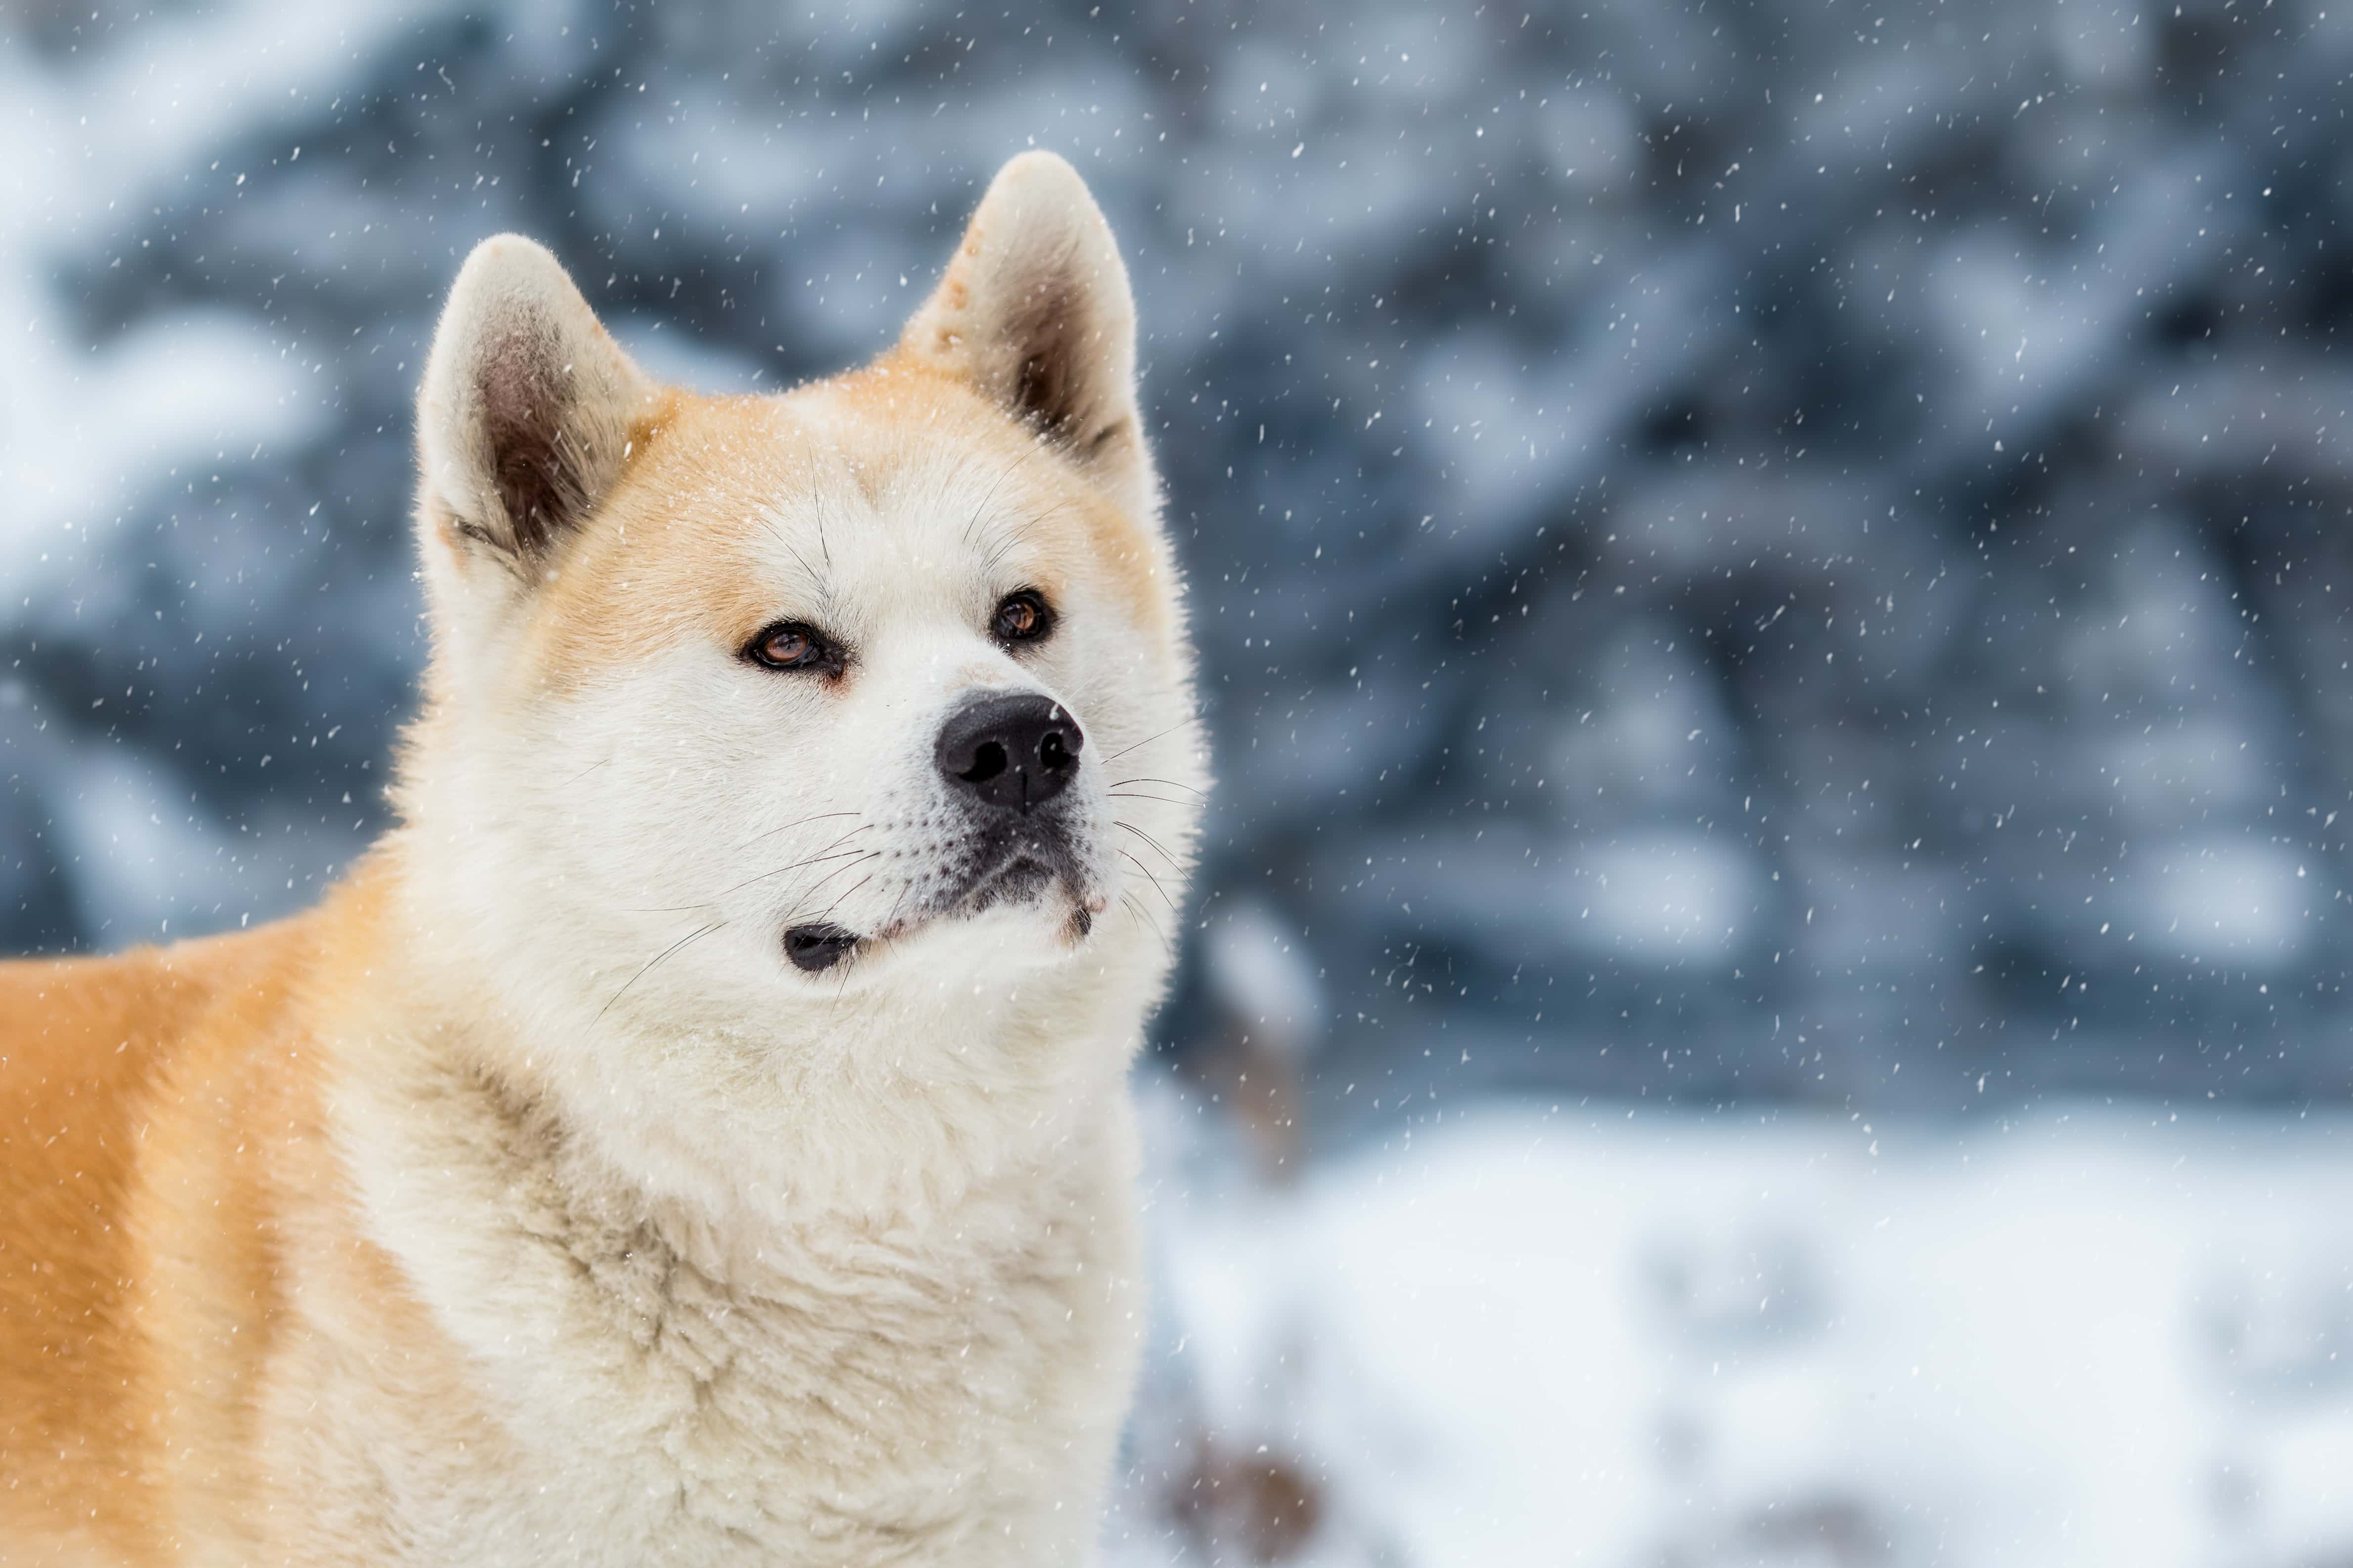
xmin=1118 ymin=1089 xmax=2353 ymax=1567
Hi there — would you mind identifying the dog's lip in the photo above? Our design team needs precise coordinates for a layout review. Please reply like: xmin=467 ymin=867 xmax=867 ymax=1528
xmin=783 ymin=922 xmax=860 ymax=973
xmin=952 ymin=846 xmax=1059 ymax=905
xmin=867 ymin=852 xmax=1108 ymax=947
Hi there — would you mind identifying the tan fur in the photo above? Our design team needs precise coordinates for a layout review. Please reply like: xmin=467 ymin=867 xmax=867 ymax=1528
xmin=0 ymin=152 xmax=1202 ymax=1566
xmin=0 ymin=903 xmax=343 ymax=1564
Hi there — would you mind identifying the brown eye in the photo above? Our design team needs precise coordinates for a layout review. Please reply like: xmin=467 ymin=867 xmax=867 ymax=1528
xmin=747 ymin=622 xmax=838 ymax=673
xmin=992 ymin=590 xmax=1055 ymax=646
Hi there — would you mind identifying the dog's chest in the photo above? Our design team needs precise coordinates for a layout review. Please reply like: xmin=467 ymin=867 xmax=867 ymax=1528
xmin=360 ymin=1170 xmax=1138 ymax=1567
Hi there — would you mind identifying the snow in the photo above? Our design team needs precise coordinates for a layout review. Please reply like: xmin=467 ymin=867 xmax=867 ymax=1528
xmin=1121 ymin=1091 xmax=2353 ymax=1566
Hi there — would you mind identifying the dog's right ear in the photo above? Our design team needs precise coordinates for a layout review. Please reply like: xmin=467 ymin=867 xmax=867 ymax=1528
xmin=415 ymin=236 xmax=657 ymax=577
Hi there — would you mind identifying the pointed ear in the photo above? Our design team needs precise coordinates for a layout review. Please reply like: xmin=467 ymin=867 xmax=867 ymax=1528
xmin=416 ymin=235 xmax=658 ymax=570
xmin=899 ymin=152 xmax=1149 ymax=508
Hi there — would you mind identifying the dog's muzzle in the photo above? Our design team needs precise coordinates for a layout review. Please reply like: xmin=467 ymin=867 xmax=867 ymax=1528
xmin=932 ymin=691 xmax=1088 ymax=911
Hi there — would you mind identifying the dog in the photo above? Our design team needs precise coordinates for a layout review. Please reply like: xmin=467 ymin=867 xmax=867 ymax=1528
xmin=0 ymin=150 xmax=1204 ymax=1566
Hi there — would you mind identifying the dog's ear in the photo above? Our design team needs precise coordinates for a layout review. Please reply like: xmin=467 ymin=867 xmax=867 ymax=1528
xmin=416 ymin=236 xmax=657 ymax=573
xmin=899 ymin=152 xmax=1149 ymax=510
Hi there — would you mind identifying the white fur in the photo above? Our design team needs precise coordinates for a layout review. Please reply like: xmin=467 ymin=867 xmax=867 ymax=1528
xmin=272 ymin=154 xmax=1205 ymax=1566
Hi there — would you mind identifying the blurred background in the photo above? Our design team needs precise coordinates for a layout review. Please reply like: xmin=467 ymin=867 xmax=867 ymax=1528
xmin=7 ymin=0 xmax=2353 ymax=1561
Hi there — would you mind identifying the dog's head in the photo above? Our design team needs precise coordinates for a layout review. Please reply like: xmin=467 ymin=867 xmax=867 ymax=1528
xmin=395 ymin=154 xmax=1201 ymax=1096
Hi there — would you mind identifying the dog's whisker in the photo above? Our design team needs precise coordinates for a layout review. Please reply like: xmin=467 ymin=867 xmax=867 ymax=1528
xmin=786 ymin=850 xmax=883 ymax=915
xmin=793 ymin=821 xmax=881 ymax=868
xmin=812 ymin=871 xmax=877 ymax=928
xmin=1113 ymin=818 xmax=1186 ymax=873
xmin=1102 ymin=714 xmax=1202 ymax=763
xmin=1107 ymin=776 xmax=1207 ymax=798
xmin=1107 ymin=791 xmax=1200 ymax=810
xmin=1117 ymin=848 xmax=1180 ymax=918
xmin=960 ymin=456 xmax=1021 ymax=551
xmin=760 ymin=515 xmax=830 ymax=607
xmin=1119 ymin=889 xmax=1172 ymax=957
xmin=876 ymin=881 xmax=914 ymax=941
xmin=719 ymin=841 xmax=873 ymax=899
xmin=812 ymin=822 xmax=881 ymax=853
xmin=623 ymin=827 xmax=872 ymax=911
xmin=596 ymin=918 xmax=727 ymax=1022
xmin=735 ymin=809 xmax=864 ymax=851
xmin=560 ymin=756 xmax=615 ymax=788
xmin=736 ymin=821 xmax=875 ymax=876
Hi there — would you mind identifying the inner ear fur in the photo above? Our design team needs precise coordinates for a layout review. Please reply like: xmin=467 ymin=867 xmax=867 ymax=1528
xmin=417 ymin=235 xmax=656 ymax=566
xmin=899 ymin=152 xmax=1146 ymax=495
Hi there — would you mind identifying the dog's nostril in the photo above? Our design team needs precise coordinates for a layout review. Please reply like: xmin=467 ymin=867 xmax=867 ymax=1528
xmin=961 ymin=740 xmax=1010 ymax=784
xmin=937 ymin=692 xmax=1084 ymax=813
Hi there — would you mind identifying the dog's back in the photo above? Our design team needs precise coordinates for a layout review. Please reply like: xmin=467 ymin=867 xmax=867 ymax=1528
xmin=0 ymin=920 xmax=319 ymax=1560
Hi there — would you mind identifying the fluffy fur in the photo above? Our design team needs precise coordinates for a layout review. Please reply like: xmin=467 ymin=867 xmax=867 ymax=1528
xmin=0 ymin=151 xmax=1204 ymax=1567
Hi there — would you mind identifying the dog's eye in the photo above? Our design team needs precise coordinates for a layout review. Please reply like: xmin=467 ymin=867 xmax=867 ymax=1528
xmin=746 ymin=622 xmax=839 ymax=673
xmin=992 ymin=590 xmax=1055 ymax=646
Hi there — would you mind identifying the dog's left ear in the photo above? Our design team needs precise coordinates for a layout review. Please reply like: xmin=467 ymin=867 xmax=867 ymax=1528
xmin=899 ymin=152 xmax=1150 ymax=513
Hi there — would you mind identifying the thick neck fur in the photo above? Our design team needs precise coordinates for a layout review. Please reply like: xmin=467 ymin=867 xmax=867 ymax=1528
xmin=312 ymin=829 xmax=1147 ymax=1562
xmin=330 ymin=924 xmax=1134 ymax=1303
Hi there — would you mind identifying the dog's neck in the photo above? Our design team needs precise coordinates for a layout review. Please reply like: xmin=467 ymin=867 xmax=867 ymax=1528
xmin=338 ymin=833 xmax=1143 ymax=1262
xmin=346 ymin=1006 xmax=1124 ymax=1296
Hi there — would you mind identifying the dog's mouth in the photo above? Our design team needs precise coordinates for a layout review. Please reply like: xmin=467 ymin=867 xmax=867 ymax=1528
xmin=958 ymin=851 xmax=1057 ymax=911
xmin=785 ymin=844 xmax=1101 ymax=975
xmin=941 ymin=837 xmax=1102 ymax=925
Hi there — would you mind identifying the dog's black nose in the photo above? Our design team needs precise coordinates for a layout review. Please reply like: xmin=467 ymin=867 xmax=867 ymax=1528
xmin=937 ymin=692 xmax=1084 ymax=814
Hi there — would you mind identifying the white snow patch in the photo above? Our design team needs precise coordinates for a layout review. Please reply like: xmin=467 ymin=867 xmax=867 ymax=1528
xmin=1123 ymin=1095 xmax=2353 ymax=1567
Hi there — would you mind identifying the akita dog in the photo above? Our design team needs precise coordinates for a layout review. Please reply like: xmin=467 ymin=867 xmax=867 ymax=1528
xmin=0 ymin=151 xmax=1203 ymax=1566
